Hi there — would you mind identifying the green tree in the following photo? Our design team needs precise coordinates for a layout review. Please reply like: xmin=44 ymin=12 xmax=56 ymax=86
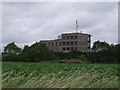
xmin=22 ymin=42 xmax=59 ymax=62
xmin=3 ymin=42 xmax=22 ymax=61
xmin=86 ymin=41 xmax=119 ymax=63
xmin=92 ymin=41 xmax=110 ymax=52
xmin=4 ymin=42 xmax=21 ymax=54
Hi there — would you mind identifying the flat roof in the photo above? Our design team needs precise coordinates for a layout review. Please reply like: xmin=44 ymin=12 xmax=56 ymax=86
xmin=61 ymin=32 xmax=91 ymax=36
xmin=40 ymin=39 xmax=61 ymax=42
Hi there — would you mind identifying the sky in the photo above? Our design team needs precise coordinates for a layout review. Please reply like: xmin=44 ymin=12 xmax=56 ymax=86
xmin=2 ymin=2 xmax=118 ymax=50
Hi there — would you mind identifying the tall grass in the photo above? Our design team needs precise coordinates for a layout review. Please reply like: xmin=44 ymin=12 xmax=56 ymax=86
xmin=2 ymin=62 xmax=118 ymax=88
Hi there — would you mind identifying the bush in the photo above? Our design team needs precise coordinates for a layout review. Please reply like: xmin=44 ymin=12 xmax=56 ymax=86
xmin=76 ymin=55 xmax=88 ymax=62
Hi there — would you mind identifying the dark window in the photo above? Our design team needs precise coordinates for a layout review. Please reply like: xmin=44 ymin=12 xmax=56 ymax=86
xmin=63 ymin=47 xmax=66 ymax=51
xmin=71 ymin=41 xmax=73 ymax=45
xmin=71 ymin=47 xmax=73 ymax=50
xmin=55 ymin=42 xmax=57 ymax=46
xmin=75 ymin=41 xmax=78 ymax=45
xmin=75 ymin=47 xmax=78 ymax=50
xmin=71 ymin=36 xmax=73 ymax=39
xmin=79 ymin=47 xmax=81 ymax=50
xmin=79 ymin=41 xmax=81 ymax=45
xmin=52 ymin=42 xmax=54 ymax=46
xmin=74 ymin=36 xmax=78 ymax=39
xmin=59 ymin=42 xmax=61 ymax=46
xmin=48 ymin=43 xmax=50 ymax=45
xmin=67 ymin=47 xmax=69 ymax=50
xmin=62 ymin=42 xmax=65 ymax=46
xmin=79 ymin=36 xmax=81 ymax=39
xmin=82 ymin=42 xmax=84 ymax=46
xmin=81 ymin=36 xmax=84 ymax=39
xmin=67 ymin=42 xmax=69 ymax=45
xmin=67 ymin=36 xmax=69 ymax=39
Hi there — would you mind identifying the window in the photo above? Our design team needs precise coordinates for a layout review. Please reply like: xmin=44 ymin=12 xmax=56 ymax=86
xmin=55 ymin=42 xmax=57 ymax=46
xmin=79 ymin=36 xmax=81 ymax=39
xmin=79 ymin=47 xmax=81 ymax=50
xmin=62 ymin=42 xmax=65 ymax=46
xmin=67 ymin=36 xmax=69 ymax=39
xmin=79 ymin=41 xmax=81 ymax=45
xmin=82 ymin=47 xmax=84 ymax=51
xmin=48 ymin=43 xmax=50 ymax=46
xmin=67 ymin=47 xmax=69 ymax=50
xmin=85 ymin=47 xmax=87 ymax=51
xmin=74 ymin=36 xmax=78 ymax=39
xmin=71 ymin=36 xmax=73 ymax=39
xmin=84 ymin=36 xmax=87 ymax=40
xmin=71 ymin=41 xmax=73 ymax=45
xmin=59 ymin=42 xmax=61 ymax=46
xmin=67 ymin=42 xmax=69 ymax=45
xmin=52 ymin=42 xmax=54 ymax=46
xmin=63 ymin=47 xmax=66 ymax=51
xmin=62 ymin=36 xmax=65 ymax=40
xmin=71 ymin=47 xmax=73 ymax=50
xmin=75 ymin=47 xmax=78 ymax=50
xmin=75 ymin=41 xmax=78 ymax=45
xmin=82 ymin=42 xmax=84 ymax=46
xmin=82 ymin=36 xmax=84 ymax=39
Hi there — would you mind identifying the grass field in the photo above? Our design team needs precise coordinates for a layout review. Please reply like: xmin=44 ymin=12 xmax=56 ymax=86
xmin=2 ymin=62 xmax=118 ymax=88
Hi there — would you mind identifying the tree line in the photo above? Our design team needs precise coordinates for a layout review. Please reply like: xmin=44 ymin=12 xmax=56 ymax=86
xmin=2 ymin=41 xmax=120 ymax=63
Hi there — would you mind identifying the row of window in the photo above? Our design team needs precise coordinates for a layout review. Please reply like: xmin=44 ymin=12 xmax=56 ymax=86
xmin=62 ymin=47 xmax=88 ymax=51
xmin=44 ymin=41 xmax=88 ymax=46
xmin=62 ymin=41 xmax=88 ymax=46
xmin=62 ymin=35 xmax=88 ymax=40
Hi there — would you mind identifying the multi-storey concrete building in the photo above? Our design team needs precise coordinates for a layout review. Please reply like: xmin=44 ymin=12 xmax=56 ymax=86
xmin=40 ymin=32 xmax=91 ymax=52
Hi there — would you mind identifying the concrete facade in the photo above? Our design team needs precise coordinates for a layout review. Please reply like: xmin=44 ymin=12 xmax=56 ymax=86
xmin=40 ymin=32 xmax=91 ymax=52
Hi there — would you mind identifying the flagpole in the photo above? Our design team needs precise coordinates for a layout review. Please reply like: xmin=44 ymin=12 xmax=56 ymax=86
xmin=76 ymin=20 xmax=78 ymax=33
xmin=76 ymin=20 xmax=77 ymax=33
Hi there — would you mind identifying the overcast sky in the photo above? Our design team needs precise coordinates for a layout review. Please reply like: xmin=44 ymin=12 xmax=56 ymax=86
xmin=2 ymin=2 xmax=118 ymax=50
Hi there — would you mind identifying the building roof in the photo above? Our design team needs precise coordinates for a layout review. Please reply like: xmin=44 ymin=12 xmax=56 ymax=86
xmin=61 ymin=32 xmax=91 ymax=36
xmin=40 ymin=39 xmax=61 ymax=42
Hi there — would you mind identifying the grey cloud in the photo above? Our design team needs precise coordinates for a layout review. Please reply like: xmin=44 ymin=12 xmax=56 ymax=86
xmin=2 ymin=2 xmax=118 ymax=49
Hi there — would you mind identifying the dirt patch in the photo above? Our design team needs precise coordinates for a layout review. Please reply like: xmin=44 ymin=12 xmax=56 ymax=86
xmin=58 ymin=60 xmax=83 ymax=63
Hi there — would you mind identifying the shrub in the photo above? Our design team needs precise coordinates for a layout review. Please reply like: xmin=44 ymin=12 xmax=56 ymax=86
xmin=76 ymin=55 xmax=88 ymax=62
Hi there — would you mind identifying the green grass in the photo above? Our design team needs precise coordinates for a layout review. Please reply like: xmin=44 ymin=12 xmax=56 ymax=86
xmin=2 ymin=62 xmax=119 ymax=88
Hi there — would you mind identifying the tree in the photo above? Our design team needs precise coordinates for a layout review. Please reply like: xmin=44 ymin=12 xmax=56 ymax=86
xmin=4 ymin=42 xmax=21 ymax=55
xmin=22 ymin=42 xmax=59 ymax=62
xmin=86 ymin=41 xmax=119 ymax=63
xmin=92 ymin=41 xmax=110 ymax=52
xmin=3 ymin=42 xmax=22 ymax=61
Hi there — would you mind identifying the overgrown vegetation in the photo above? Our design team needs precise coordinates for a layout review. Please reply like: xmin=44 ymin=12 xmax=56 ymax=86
xmin=2 ymin=42 xmax=59 ymax=62
xmin=2 ymin=41 xmax=120 ymax=63
xmin=2 ymin=62 xmax=118 ymax=88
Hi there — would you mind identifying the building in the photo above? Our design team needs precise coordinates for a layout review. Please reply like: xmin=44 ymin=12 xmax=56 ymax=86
xmin=40 ymin=32 xmax=91 ymax=52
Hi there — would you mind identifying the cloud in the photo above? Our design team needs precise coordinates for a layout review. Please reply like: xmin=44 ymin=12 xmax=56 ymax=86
xmin=2 ymin=2 xmax=118 ymax=50
xmin=0 ymin=2 xmax=2 ymax=52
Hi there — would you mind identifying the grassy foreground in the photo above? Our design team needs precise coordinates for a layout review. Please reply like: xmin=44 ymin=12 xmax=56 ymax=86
xmin=2 ymin=62 xmax=118 ymax=88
